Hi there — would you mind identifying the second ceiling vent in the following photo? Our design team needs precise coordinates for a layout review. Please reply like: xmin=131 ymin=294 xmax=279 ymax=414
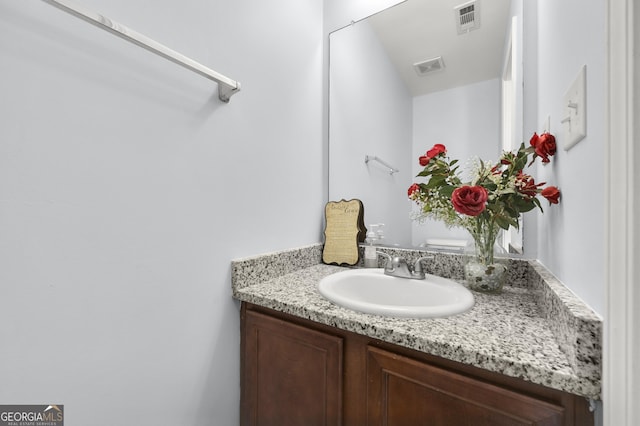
xmin=413 ymin=56 xmax=445 ymax=76
xmin=455 ymin=0 xmax=481 ymax=34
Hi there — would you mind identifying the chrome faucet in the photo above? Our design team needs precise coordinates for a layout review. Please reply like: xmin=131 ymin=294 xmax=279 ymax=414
xmin=376 ymin=252 xmax=433 ymax=280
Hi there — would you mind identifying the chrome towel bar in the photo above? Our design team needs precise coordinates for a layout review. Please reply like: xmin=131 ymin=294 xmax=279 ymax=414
xmin=365 ymin=155 xmax=399 ymax=175
xmin=41 ymin=0 xmax=241 ymax=102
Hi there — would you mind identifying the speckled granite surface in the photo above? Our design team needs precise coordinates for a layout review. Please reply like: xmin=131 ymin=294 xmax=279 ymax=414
xmin=231 ymin=244 xmax=602 ymax=399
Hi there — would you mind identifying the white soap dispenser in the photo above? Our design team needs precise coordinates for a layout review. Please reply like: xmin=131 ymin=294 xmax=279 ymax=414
xmin=363 ymin=224 xmax=384 ymax=268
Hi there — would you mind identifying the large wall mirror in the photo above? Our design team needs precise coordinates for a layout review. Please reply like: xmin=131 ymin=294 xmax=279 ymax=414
xmin=329 ymin=0 xmax=524 ymax=251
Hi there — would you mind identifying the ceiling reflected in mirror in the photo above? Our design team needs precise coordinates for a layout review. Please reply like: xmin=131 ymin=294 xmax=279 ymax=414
xmin=366 ymin=0 xmax=511 ymax=96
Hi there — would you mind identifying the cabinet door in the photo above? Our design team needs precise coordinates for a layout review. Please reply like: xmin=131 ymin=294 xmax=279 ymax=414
xmin=242 ymin=309 xmax=343 ymax=426
xmin=367 ymin=346 xmax=565 ymax=426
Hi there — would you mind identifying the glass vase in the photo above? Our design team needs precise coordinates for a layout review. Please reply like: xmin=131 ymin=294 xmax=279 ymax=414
xmin=463 ymin=222 xmax=509 ymax=294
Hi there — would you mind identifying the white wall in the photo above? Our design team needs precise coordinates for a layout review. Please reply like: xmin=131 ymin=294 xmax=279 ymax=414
xmin=0 ymin=0 xmax=324 ymax=424
xmin=328 ymin=19 xmax=413 ymax=246
xmin=524 ymin=0 xmax=606 ymax=315
xmin=411 ymin=79 xmax=502 ymax=246
xmin=526 ymin=3 xmax=605 ymax=422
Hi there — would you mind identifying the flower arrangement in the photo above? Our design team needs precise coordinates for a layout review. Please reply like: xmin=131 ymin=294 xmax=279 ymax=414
xmin=408 ymin=133 xmax=560 ymax=292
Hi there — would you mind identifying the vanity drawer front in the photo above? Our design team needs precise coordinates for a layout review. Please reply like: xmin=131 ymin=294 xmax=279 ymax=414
xmin=367 ymin=345 xmax=565 ymax=426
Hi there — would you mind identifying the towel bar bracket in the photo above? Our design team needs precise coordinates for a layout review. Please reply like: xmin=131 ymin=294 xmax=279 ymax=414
xmin=219 ymin=82 xmax=241 ymax=103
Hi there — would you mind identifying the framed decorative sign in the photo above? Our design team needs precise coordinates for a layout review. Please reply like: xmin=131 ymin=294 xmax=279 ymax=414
xmin=322 ymin=199 xmax=366 ymax=266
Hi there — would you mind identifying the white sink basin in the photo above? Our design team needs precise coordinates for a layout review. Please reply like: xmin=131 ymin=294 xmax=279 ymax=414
xmin=318 ymin=268 xmax=474 ymax=318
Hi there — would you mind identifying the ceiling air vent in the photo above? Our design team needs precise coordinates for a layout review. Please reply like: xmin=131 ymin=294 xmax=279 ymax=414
xmin=455 ymin=0 xmax=481 ymax=34
xmin=413 ymin=56 xmax=445 ymax=76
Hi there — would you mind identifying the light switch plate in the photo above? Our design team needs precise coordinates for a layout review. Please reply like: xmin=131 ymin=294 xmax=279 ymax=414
xmin=562 ymin=65 xmax=587 ymax=150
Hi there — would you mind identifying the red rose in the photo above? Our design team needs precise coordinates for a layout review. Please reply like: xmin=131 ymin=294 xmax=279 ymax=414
xmin=426 ymin=144 xmax=446 ymax=159
xmin=407 ymin=183 xmax=420 ymax=198
xmin=515 ymin=171 xmax=544 ymax=198
xmin=530 ymin=132 xmax=557 ymax=163
xmin=541 ymin=186 xmax=561 ymax=204
xmin=451 ymin=185 xmax=488 ymax=216
xmin=419 ymin=144 xmax=447 ymax=166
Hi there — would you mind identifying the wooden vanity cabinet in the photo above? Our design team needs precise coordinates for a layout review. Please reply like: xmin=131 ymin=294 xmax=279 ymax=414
xmin=240 ymin=303 xmax=593 ymax=426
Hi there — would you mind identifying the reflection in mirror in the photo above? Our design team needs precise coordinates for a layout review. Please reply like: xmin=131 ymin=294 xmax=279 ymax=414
xmin=329 ymin=0 xmax=523 ymax=251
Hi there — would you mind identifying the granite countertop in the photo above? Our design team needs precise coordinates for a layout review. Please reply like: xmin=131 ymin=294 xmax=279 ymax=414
xmin=231 ymin=244 xmax=602 ymax=400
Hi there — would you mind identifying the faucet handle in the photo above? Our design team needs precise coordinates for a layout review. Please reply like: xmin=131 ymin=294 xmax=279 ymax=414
xmin=413 ymin=256 xmax=434 ymax=274
xmin=376 ymin=251 xmax=392 ymax=268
